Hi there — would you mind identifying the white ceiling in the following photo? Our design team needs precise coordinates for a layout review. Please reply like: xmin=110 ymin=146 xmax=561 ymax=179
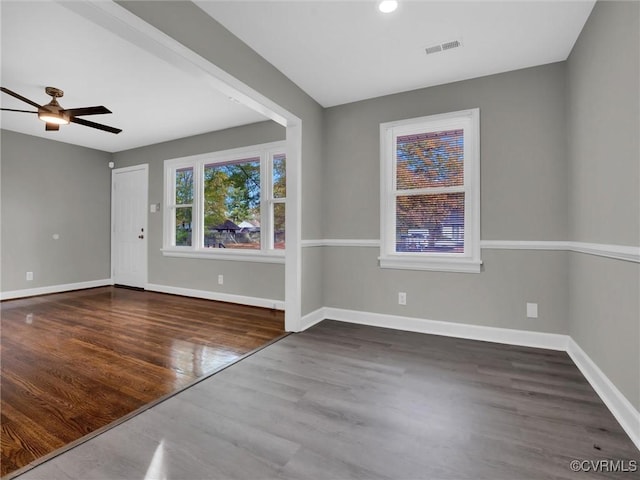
xmin=1 ymin=1 xmax=595 ymax=153
xmin=0 ymin=1 xmax=267 ymax=153
xmin=198 ymin=0 xmax=596 ymax=107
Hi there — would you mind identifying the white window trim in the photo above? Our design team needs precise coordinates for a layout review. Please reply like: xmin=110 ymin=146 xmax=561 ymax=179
xmin=162 ymin=141 xmax=286 ymax=263
xmin=379 ymin=108 xmax=481 ymax=273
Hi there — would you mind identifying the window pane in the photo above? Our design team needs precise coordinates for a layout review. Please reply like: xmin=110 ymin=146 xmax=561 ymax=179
xmin=273 ymin=202 xmax=285 ymax=250
xmin=273 ymin=154 xmax=286 ymax=198
xmin=203 ymin=157 xmax=261 ymax=250
xmin=175 ymin=167 xmax=193 ymax=204
xmin=396 ymin=129 xmax=463 ymax=189
xmin=175 ymin=207 xmax=192 ymax=246
xmin=396 ymin=193 xmax=464 ymax=253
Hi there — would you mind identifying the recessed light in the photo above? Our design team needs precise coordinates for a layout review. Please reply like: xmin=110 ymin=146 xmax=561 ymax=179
xmin=378 ymin=0 xmax=398 ymax=14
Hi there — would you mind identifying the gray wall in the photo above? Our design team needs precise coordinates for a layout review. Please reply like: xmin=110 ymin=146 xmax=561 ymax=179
xmin=324 ymin=63 xmax=568 ymax=241
xmin=567 ymin=1 xmax=639 ymax=247
xmin=566 ymin=1 xmax=640 ymax=409
xmin=1 ymin=130 xmax=112 ymax=291
xmin=321 ymin=64 xmax=570 ymax=334
xmin=323 ymin=248 xmax=569 ymax=334
xmin=113 ymin=121 xmax=286 ymax=302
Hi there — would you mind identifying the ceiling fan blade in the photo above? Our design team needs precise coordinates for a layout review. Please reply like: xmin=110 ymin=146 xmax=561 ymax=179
xmin=71 ymin=116 xmax=122 ymax=134
xmin=1 ymin=108 xmax=37 ymax=113
xmin=45 ymin=123 xmax=60 ymax=131
xmin=62 ymin=106 xmax=112 ymax=117
xmin=1 ymin=87 xmax=43 ymax=109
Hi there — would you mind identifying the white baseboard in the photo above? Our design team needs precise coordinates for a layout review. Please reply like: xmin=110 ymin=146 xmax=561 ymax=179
xmin=0 ymin=280 xmax=285 ymax=310
xmin=145 ymin=283 xmax=285 ymax=311
xmin=301 ymin=307 xmax=638 ymax=451
xmin=0 ymin=279 xmax=113 ymax=301
xmin=322 ymin=307 xmax=569 ymax=350
xmin=300 ymin=307 xmax=326 ymax=331
xmin=567 ymin=338 xmax=640 ymax=451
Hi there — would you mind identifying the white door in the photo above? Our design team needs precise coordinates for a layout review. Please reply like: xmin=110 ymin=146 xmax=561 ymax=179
xmin=112 ymin=165 xmax=148 ymax=288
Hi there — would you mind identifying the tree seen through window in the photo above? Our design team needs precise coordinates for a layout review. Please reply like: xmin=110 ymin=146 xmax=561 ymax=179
xmin=204 ymin=158 xmax=261 ymax=249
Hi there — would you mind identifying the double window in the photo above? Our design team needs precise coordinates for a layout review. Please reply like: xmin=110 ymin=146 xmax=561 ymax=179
xmin=164 ymin=141 xmax=286 ymax=262
xmin=380 ymin=109 xmax=481 ymax=273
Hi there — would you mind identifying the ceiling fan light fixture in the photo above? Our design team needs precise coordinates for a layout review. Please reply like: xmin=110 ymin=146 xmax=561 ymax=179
xmin=38 ymin=111 xmax=70 ymax=125
xmin=38 ymin=94 xmax=70 ymax=125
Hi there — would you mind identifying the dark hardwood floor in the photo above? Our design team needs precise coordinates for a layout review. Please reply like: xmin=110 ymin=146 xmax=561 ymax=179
xmin=0 ymin=286 xmax=285 ymax=477
xmin=15 ymin=320 xmax=639 ymax=480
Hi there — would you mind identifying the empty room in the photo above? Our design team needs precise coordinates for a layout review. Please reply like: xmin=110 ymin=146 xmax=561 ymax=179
xmin=1 ymin=1 xmax=638 ymax=479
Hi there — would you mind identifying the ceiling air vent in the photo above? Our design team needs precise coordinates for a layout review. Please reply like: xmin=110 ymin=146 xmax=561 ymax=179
xmin=425 ymin=44 xmax=442 ymax=55
xmin=441 ymin=39 xmax=461 ymax=51
xmin=425 ymin=39 xmax=462 ymax=56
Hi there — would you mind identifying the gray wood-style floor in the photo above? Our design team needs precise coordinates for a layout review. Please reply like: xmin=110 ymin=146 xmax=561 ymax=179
xmin=16 ymin=320 xmax=639 ymax=480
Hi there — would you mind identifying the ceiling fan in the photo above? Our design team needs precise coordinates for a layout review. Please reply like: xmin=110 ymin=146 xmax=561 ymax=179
xmin=1 ymin=86 xmax=122 ymax=134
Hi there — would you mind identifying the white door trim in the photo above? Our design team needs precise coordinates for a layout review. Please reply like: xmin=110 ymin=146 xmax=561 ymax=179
xmin=111 ymin=164 xmax=149 ymax=288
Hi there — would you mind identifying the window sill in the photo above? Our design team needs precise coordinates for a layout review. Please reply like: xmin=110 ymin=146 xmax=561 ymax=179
xmin=379 ymin=255 xmax=482 ymax=273
xmin=161 ymin=248 xmax=285 ymax=264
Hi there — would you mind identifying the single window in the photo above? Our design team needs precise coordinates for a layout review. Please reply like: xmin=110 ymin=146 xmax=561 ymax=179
xmin=163 ymin=141 xmax=286 ymax=262
xmin=380 ymin=109 xmax=481 ymax=273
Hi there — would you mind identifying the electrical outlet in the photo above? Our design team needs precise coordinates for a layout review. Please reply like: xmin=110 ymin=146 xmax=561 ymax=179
xmin=218 ymin=274 xmax=224 ymax=285
xmin=26 ymin=271 xmax=34 ymax=281
xmin=398 ymin=292 xmax=407 ymax=305
xmin=26 ymin=313 xmax=33 ymax=324
xmin=526 ymin=302 xmax=538 ymax=318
